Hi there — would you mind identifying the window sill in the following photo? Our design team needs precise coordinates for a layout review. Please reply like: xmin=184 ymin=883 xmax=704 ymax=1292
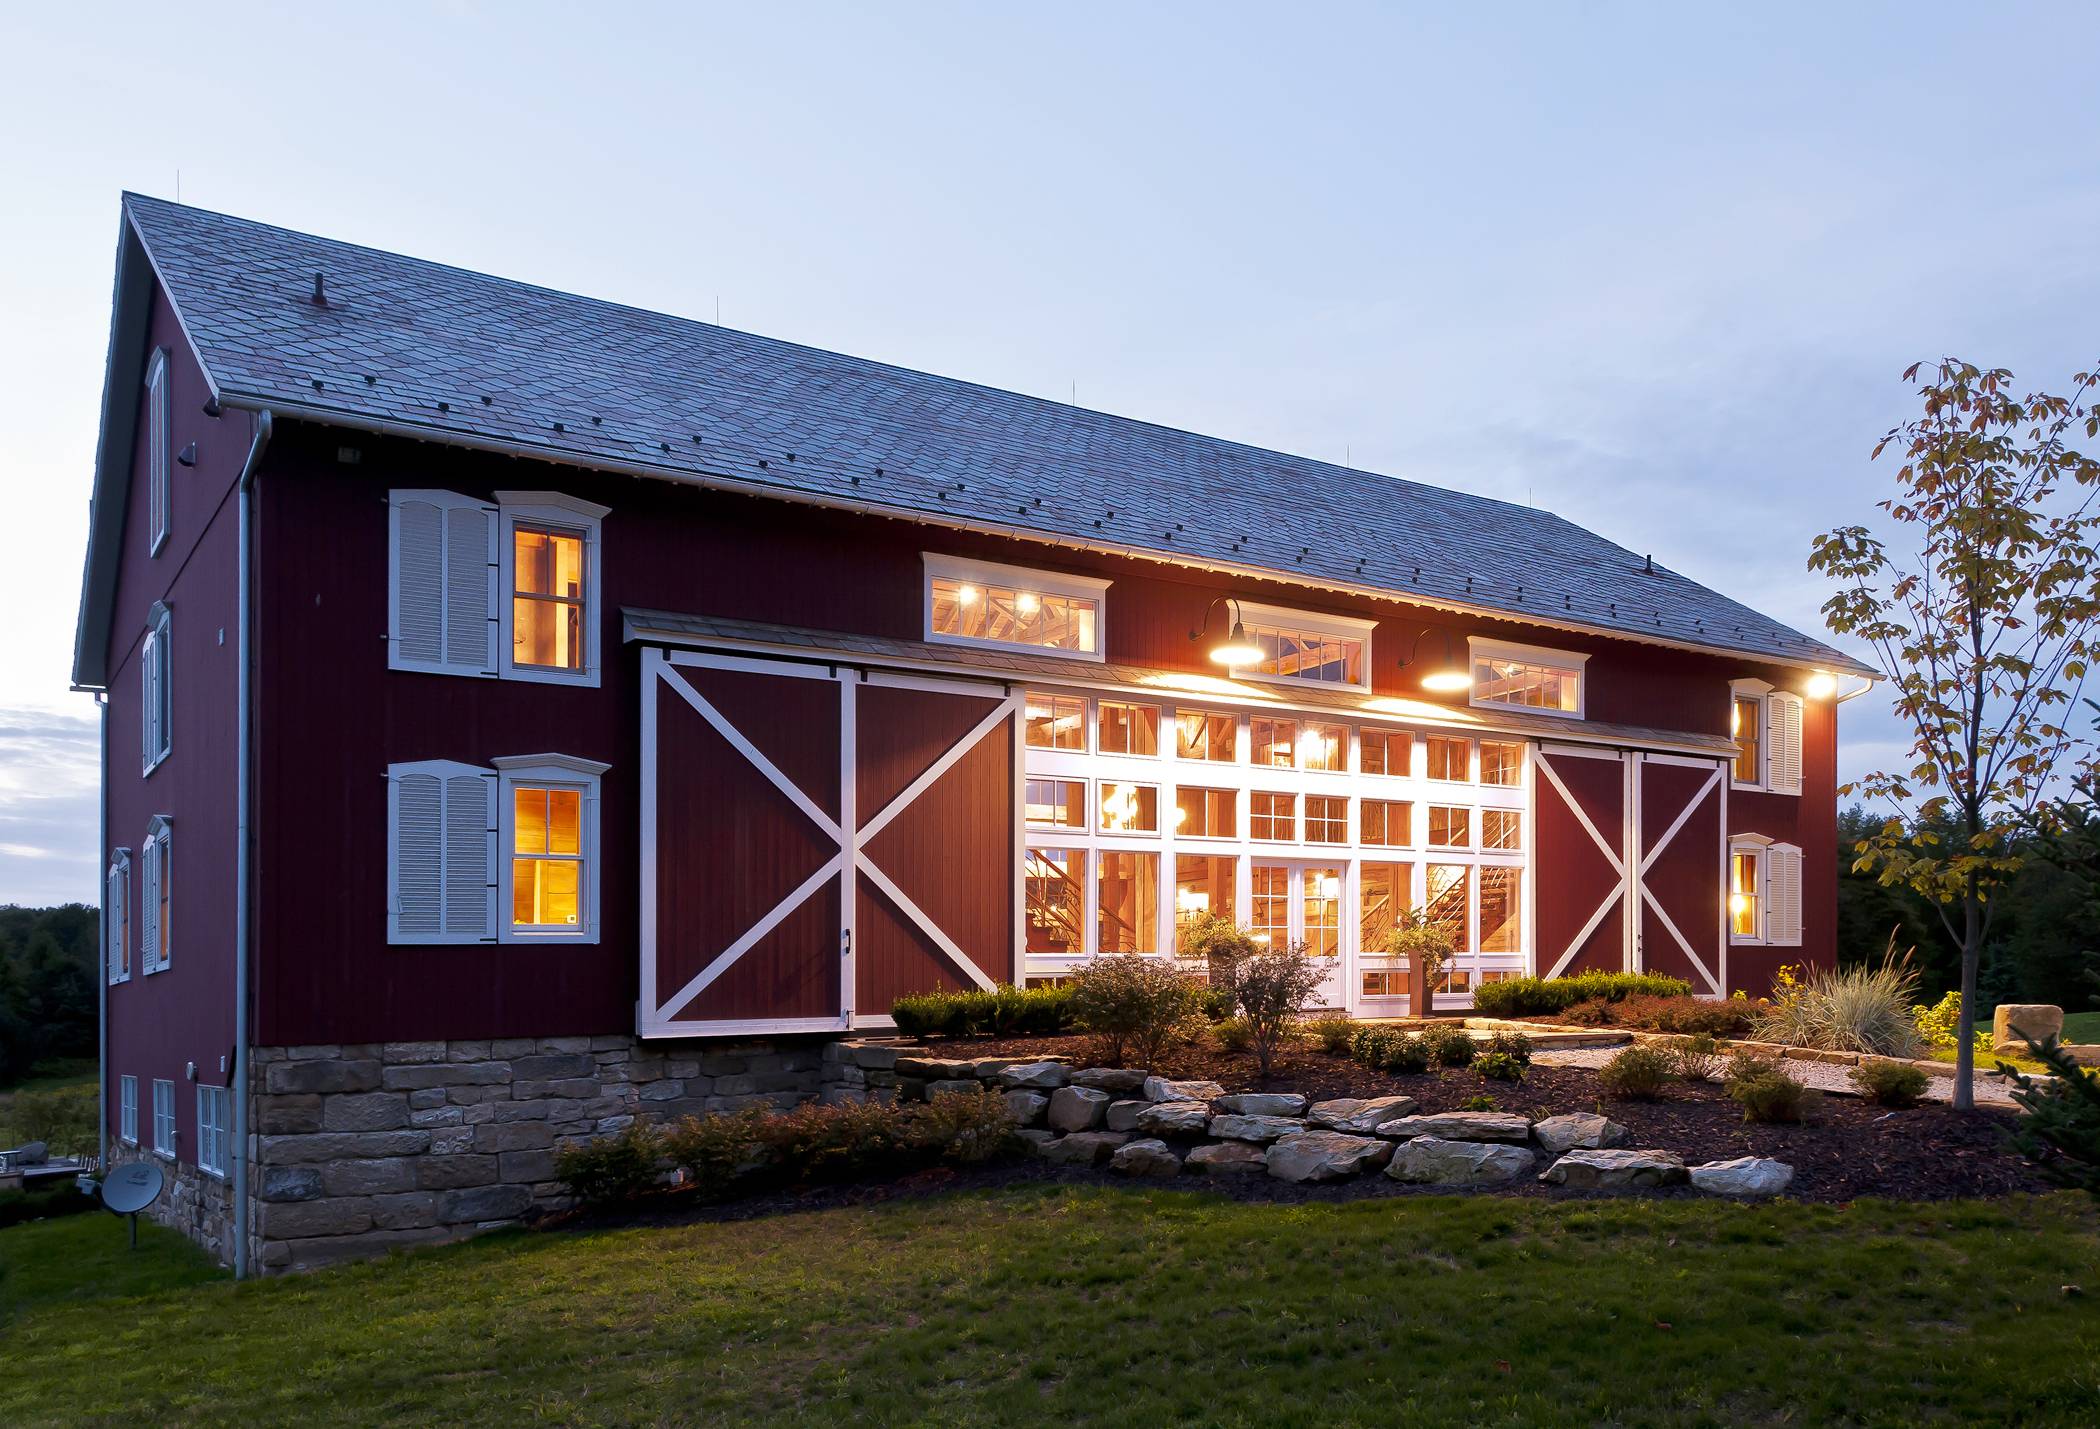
xmin=1470 ymin=701 xmax=1582 ymax=720
xmin=498 ymin=931 xmax=599 ymax=946
xmin=926 ymin=631 xmax=1104 ymax=663
xmin=502 ymin=664 xmax=602 ymax=688
xmin=142 ymin=749 xmax=169 ymax=779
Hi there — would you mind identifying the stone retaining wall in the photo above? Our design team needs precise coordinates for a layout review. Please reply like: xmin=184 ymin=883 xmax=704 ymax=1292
xmin=109 ymin=1140 xmax=238 ymax=1264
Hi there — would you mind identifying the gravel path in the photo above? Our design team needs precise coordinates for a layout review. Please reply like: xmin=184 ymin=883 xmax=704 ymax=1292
xmin=1531 ymin=1045 xmax=2022 ymax=1106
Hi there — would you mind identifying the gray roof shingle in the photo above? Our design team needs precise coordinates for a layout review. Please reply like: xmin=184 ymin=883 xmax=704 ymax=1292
xmin=124 ymin=192 xmax=1867 ymax=674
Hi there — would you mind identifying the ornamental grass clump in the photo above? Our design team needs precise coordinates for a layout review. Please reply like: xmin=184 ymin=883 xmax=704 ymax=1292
xmin=1069 ymin=953 xmax=1201 ymax=1067
xmin=1755 ymin=944 xmax=1924 ymax=1058
xmin=1668 ymin=1034 xmax=1722 ymax=1082
xmin=888 ymin=983 xmax=1074 ymax=1039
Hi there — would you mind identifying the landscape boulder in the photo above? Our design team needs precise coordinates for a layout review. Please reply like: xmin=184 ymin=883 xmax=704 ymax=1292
xmin=1531 ymin=1113 xmax=1627 ymax=1157
xmin=1072 ymin=1067 xmax=1151 ymax=1094
xmin=999 ymin=1061 xmax=1072 ymax=1090
xmin=1109 ymin=1139 xmax=1183 ymax=1178
xmin=1207 ymin=1114 xmax=1305 ymax=1143
xmin=1307 ymin=1095 xmax=1416 ymax=1133
xmin=1144 ymin=1076 xmax=1225 ymax=1103
xmin=1379 ymin=1111 xmax=1532 ymax=1144
xmin=1135 ymin=1101 xmax=1212 ymax=1137
xmin=1038 ymin=1131 xmax=1130 ymax=1166
xmin=1002 ymin=1091 xmax=1049 ymax=1127
xmin=1047 ymin=1086 xmax=1111 ymax=1133
xmin=1386 ymin=1136 xmax=1537 ymax=1186
xmin=1185 ymin=1142 xmax=1269 ymax=1176
xmin=1215 ymin=1092 xmax=1307 ymax=1117
xmin=1105 ymin=1099 xmax=1148 ymax=1132
xmin=1992 ymin=1003 xmax=2063 ymax=1052
xmin=1539 ymin=1148 xmax=1687 ymax=1189
xmin=1688 ymin=1156 xmax=1794 ymax=1198
xmin=1265 ymin=1130 xmax=1393 ymax=1183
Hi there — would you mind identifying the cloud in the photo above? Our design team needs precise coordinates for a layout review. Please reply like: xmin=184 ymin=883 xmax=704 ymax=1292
xmin=0 ymin=704 xmax=99 ymax=906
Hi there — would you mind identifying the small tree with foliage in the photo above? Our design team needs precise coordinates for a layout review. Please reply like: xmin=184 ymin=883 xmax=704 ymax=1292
xmin=1177 ymin=911 xmax=1258 ymax=995
xmin=1233 ymin=940 xmax=1330 ymax=1077
xmin=1384 ymin=909 xmax=1455 ymax=1017
xmin=1810 ymin=357 xmax=2100 ymax=1108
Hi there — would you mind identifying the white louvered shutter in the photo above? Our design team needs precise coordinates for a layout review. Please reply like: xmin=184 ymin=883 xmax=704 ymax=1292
xmin=106 ymin=857 xmax=129 ymax=982
xmin=1767 ymin=845 xmax=1803 ymax=946
xmin=388 ymin=762 xmax=496 ymax=943
xmin=140 ymin=839 xmax=160 ymax=973
xmin=1768 ymin=693 xmax=1804 ymax=795
xmin=389 ymin=491 xmax=497 ymax=676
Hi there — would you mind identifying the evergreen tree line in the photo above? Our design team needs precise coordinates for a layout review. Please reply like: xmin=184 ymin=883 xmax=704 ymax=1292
xmin=1836 ymin=802 xmax=2100 ymax=1014
xmin=0 ymin=903 xmax=98 ymax=1085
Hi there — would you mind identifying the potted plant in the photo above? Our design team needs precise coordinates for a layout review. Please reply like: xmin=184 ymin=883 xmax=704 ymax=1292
xmin=1178 ymin=911 xmax=1258 ymax=1003
xmin=1386 ymin=910 xmax=1455 ymax=1019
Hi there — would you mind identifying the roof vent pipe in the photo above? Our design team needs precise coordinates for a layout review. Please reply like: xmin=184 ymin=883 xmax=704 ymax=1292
xmin=1644 ymin=554 xmax=1654 ymax=574
xmin=311 ymin=272 xmax=327 ymax=306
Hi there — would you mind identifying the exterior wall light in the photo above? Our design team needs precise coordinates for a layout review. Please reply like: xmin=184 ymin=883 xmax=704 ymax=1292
xmin=1190 ymin=597 xmax=1263 ymax=667
xmin=1398 ymin=626 xmax=1470 ymax=693
xmin=1805 ymin=671 xmax=1838 ymax=699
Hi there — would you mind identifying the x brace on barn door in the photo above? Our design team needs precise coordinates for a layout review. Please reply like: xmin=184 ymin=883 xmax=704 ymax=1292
xmin=639 ymin=647 xmax=1020 ymax=1038
xmin=1535 ymin=745 xmax=1630 ymax=979
xmin=1633 ymin=753 xmax=1726 ymax=996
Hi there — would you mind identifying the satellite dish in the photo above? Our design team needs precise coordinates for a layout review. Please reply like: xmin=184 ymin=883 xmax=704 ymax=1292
xmin=101 ymin=1161 xmax=164 ymax=1214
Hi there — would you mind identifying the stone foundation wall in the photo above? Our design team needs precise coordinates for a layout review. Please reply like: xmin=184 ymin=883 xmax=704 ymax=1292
xmin=108 ymin=1140 xmax=240 ymax=1265
xmin=247 ymin=1034 xmax=827 ymax=1273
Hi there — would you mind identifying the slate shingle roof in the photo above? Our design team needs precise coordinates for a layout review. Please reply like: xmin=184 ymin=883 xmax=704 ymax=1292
xmin=124 ymin=192 xmax=1867 ymax=674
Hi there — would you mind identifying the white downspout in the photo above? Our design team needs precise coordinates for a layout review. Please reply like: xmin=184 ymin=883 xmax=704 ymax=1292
xmin=232 ymin=409 xmax=272 ymax=1278
xmin=96 ymin=691 xmax=107 ymax=1172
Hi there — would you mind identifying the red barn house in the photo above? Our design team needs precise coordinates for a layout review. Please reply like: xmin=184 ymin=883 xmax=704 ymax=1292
xmin=73 ymin=195 xmax=1869 ymax=1271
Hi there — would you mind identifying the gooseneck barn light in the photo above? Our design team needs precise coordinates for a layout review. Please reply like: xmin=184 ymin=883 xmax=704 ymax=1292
xmin=1397 ymin=626 xmax=1471 ymax=693
xmin=1189 ymin=597 xmax=1264 ymax=668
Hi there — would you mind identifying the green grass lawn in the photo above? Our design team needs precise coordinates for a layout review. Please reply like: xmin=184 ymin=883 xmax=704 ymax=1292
xmin=2065 ymin=1011 xmax=2100 ymax=1043
xmin=4 ymin=1185 xmax=2098 ymax=1426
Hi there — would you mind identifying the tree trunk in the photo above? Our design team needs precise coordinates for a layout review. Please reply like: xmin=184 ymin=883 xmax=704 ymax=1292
xmin=1954 ymin=895 xmax=1981 ymax=1111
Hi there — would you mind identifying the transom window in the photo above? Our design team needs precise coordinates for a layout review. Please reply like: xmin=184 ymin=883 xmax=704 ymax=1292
xmin=1470 ymin=638 xmax=1586 ymax=717
xmin=1176 ymin=786 xmax=1237 ymax=837
xmin=1299 ymin=723 xmax=1346 ymax=772
xmin=1098 ymin=701 xmax=1160 ymax=756
xmin=1232 ymin=602 xmax=1373 ymax=689
xmin=1098 ymin=782 xmax=1159 ymax=833
xmin=1425 ymin=735 xmax=1470 ymax=782
xmin=1479 ymin=741 xmax=1523 ymax=787
xmin=925 ymin=554 xmax=1106 ymax=658
xmin=1176 ymin=710 xmax=1237 ymax=762
xmin=1026 ymin=778 xmax=1086 ymax=827
xmin=1025 ymin=692 xmax=1087 ymax=750
xmin=1361 ymin=729 xmax=1412 ymax=777
xmin=1251 ymin=718 xmax=1297 ymax=768
xmin=1250 ymin=791 xmax=1295 ymax=841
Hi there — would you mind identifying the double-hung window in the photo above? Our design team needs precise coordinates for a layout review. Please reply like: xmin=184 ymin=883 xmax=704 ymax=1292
xmin=197 ymin=1085 xmax=229 ymax=1178
xmin=1470 ymin=638 xmax=1586 ymax=717
xmin=924 ymin=554 xmax=1107 ymax=658
xmin=389 ymin=490 xmax=607 ymax=684
xmin=1731 ymin=680 xmax=1803 ymax=795
xmin=145 ymin=348 xmax=170 ymax=555
xmin=141 ymin=817 xmax=172 ymax=974
xmin=106 ymin=850 xmax=131 ymax=984
xmin=119 ymin=1075 xmax=138 ymax=1145
xmin=1730 ymin=835 xmax=1802 ymax=945
xmin=141 ymin=601 xmax=171 ymax=775
xmin=151 ymin=1078 xmax=176 ymax=1158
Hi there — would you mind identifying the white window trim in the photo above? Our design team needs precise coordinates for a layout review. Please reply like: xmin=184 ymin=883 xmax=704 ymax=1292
xmin=496 ymin=491 xmax=609 ymax=688
xmin=142 ymin=601 xmax=172 ymax=776
xmin=1728 ymin=833 xmax=1803 ymax=947
xmin=106 ymin=848 xmax=132 ymax=985
xmin=141 ymin=815 xmax=172 ymax=975
xmin=386 ymin=758 xmax=498 ymax=946
xmin=119 ymin=1074 xmax=138 ymax=1145
xmin=151 ymin=1078 xmax=176 ymax=1160
xmin=145 ymin=347 xmax=169 ymax=557
xmin=1730 ymin=678 xmax=1773 ymax=791
xmin=1468 ymin=636 xmax=1589 ymax=720
xmin=197 ymin=1084 xmax=229 ymax=1179
xmin=1229 ymin=600 xmax=1376 ymax=693
xmin=922 ymin=552 xmax=1110 ymax=662
xmin=495 ymin=754 xmax=610 ymax=945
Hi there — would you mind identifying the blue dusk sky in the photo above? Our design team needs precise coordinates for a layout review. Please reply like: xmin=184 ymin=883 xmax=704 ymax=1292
xmin=2 ymin=3 xmax=2096 ymax=903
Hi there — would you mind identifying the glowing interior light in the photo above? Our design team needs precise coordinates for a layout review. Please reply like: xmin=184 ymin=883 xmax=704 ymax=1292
xmin=1301 ymin=731 xmax=1327 ymax=766
xmin=1731 ymin=702 xmax=1742 ymax=735
xmin=1421 ymin=668 xmax=1472 ymax=693
xmin=956 ymin=584 xmax=979 ymax=606
xmin=1250 ymin=932 xmax=1272 ymax=945
xmin=1173 ymin=805 xmax=1188 ymax=828
xmin=1016 ymin=591 xmax=1040 ymax=615
xmin=1320 ymin=875 xmax=1342 ymax=899
xmin=1805 ymin=671 xmax=1838 ymax=699
xmin=1176 ymin=888 xmax=1209 ymax=913
xmin=1729 ymin=893 xmax=1750 ymax=917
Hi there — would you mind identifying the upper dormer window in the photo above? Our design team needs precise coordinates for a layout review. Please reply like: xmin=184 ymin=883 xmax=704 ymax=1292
xmin=924 ymin=555 xmax=1107 ymax=660
xmin=145 ymin=348 xmax=170 ymax=556
xmin=1470 ymin=638 xmax=1587 ymax=718
xmin=1230 ymin=602 xmax=1373 ymax=690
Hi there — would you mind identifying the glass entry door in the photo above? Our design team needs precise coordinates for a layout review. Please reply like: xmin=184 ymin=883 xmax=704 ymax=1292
xmin=1250 ymin=861 xmax=1347 ymax=1009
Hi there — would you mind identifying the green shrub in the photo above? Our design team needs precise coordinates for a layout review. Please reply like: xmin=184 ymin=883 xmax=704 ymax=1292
xmin=0 ymin=1184 xmax=97 ymax=1229
xmin=1729 ymin=1063 xmax=1819 ymax=1124
xmin=1211 ymin=1016 xmax=1254 ymax=1052
xmin=554 ymin=1122 xmax=667 ymax=1206
xmin=1755 ymin=949 xmax=1924 ymax=1058
xmin=1459 ymin=1094 xmax=1499 ymax=1112
xmin=1418 ymin=1024 xmax=1476 ymax=1067
xmin=1069 ymin=954 xmax=1201 ymax=1066
xmin=889 ymin=983 xmax=1074 ymax=1039
xmin=1179 ymin=912 xmax=1259 ymax=995
xmin=1196 ymin=984 xmax=1238 ymax=1022
xmin=1348 ymin=1026 xmax=1430 ymax=1074
xmin=763 ymin=1099 xmax=914 ymax=1181
xmin=1851 ymin=1059 xmax=1931 ymax=1108
xmin=6 ymin=1085 xmax=96 ymax=1160
xmin=1385 ymin=1035 xmax=1433 ymax=1074
xmin=911 ymin=1087 xmax=1018 ymax=1165
xmin=1911 ymin=989 xmax=1992 ymax=1055
xmin=1669 ymin=1034 xmax=1721 ymax=1082
xmin=662 ymin=1107 xmax=770 ymax=1195
xmin=1597 ymin=1045 xmax=1673 ymax=1100
xmin=1474 ymin=1050 xmax=1525 ymax=1081
xmin=2000 ymin=1037 xmax=2100 ymax=1196
xmin=1233 ymin=942 xmax=1331 ymax=1075
xmin=1483 ymin=1031 xmax=1532 ymax=1065
xmin=1304 ymin=1014 xmax=1356 ymax=1056
xmin=1470 ymin=972 xmax=1693 ymax=1018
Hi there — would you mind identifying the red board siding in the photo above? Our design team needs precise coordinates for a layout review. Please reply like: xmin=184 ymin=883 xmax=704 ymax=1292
xmin=1637 ymin=760 xmax=1724 ymax=993
xmin=1535 ymin=751 xmax=1627 ymax=977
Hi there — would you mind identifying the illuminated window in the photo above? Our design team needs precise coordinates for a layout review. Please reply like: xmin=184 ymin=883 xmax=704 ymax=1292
xmin=1428 ymin=805 xmax=1471 ymax=849
xmin=495 ymin=755 xmax=608 ymax=943
xmin=1305 ymin=868 xmax=1342 ymax=957
xmin=1175 ymin=854 xmax=1237 ymax=932
xmin=1427 ymin=864 xmax=1471 ymax=953
xmin=1250 ymin=865 xmax=1290 ymax=946
xmin=1359 ymin=861 xmax=1412 ymax=954
xmin=499 ymin=492 xmax=606 ymax=685
xmin=1175 ymin=786 xmax=1237 ymax=838
xmin=1098 ymin=782 xmax=1159 ymax=833
xmin=1482 ymin=809 xmax=1522 ymax=850
xmin=1470 ymin=639 xmax=1586 ymax=717
xmin=1250 ymin=718 xmax=1297 ymax=768
xmin=1479 ymin=741 xmax=1523 ymax=786
xmin=1733 ymin=695 xmax=1764 ymax=785
xmin=1731 ymin=849 xmax=1760 ymax=938
xmin=1025 ymin=692 xmax=1087 ymax=750
xmin=1360 ymin=729 xmax=1412 ymax=777
xmin=1232 ymin=602 xmax=1373 ymax=689
xmin=1299 ymin=723 xmax=1346 ymax=772
xmin=1305 ymin=795 xmax=1347 ymax=844
xmin=1176 ymin=710 xmax=1237 ymax=762
xmin=1025 ymin=778 xmax=1086 ymax=828
xmin=1361 ymin=799 xmax=1411 ymax=848
xmin=1250 ymin=791 xmax=1295 ymax=841
xmin=925 ymin=555 xmax=1106 ymax=658
xmin=1425 ymin=735 xmax=1469 ymax=782
xmin=1097 ymin=850 xmax=1159 ymax=952
xmin=1098 ymin=701 xmax=1160 ymax=755
xmin=1480 ymin=867 xmax=1522 ymax=953
xmin=1026 ymin=847 xmax=1086 ymax=956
